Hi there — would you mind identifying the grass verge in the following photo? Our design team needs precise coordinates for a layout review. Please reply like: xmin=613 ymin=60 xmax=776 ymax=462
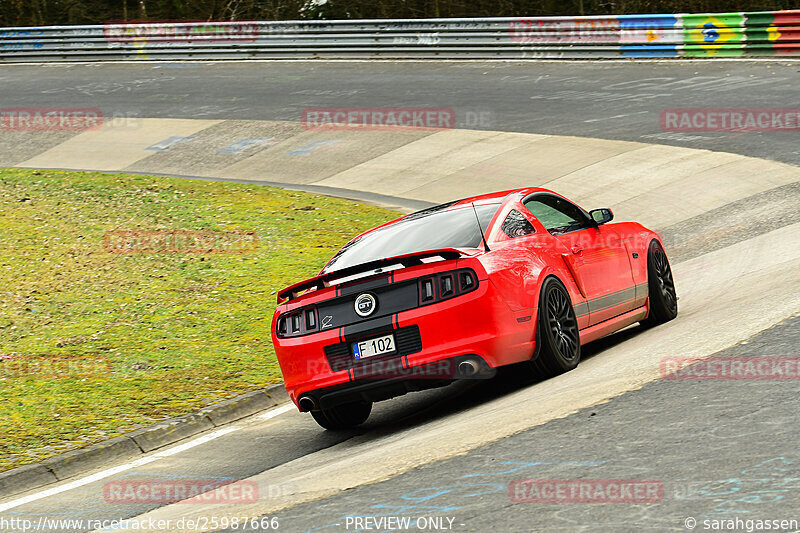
xmin=0 ymin=168 xmax=399 ymax=471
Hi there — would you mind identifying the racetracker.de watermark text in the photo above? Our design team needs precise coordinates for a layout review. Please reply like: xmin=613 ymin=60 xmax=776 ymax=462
xmin=103 ymin=480 xmax=259 ymax=504
xmin=0 ymin=356 xmax=111 ymax=379
xmin=104 ymin=230 xmax=258 ymax=254
xmin=1 ymin=108 xmax=102 ymax=131
xmin=661 ymin=356 xmax=800 ymax=380
xmin=661 ymin=108 xmax=800 ymax=132
xmin=509 ymin=479 xmax=663 ymax=503
xmin=103 ymin=20 xmax=260 ymax=42
xmin=301 ymin=107 xmax=456 ymax=130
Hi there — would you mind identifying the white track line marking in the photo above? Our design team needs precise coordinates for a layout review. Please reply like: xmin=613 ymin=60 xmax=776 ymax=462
xmin=0 ymin=403 xmax=295 ymax=512
xmin=256 ymin=403 xmax=295 ymax=421
xmin=584 ymin=111 xmax=649 ymax=123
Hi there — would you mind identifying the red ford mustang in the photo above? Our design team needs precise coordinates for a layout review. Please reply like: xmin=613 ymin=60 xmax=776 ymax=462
xmin=272 ymin=187 xmax=677 ymax=430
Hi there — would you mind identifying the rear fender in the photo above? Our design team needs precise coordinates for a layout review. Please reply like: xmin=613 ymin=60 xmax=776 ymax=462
xmin=480 ymin=238 xmax=584 ymax=313
xmin=532 ymin=266 xmax=585 ymax=318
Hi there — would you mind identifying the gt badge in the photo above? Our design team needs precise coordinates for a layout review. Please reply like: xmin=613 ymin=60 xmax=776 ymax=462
xmin=354 ymin=293 xmax=377 ymax=317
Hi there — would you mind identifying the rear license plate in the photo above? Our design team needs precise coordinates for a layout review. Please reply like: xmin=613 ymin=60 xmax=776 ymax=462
xmin=353 ymin=334 xmax=396 ymax=359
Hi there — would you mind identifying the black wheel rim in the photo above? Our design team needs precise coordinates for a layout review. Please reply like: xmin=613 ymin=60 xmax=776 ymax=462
xmin=653 ymin=248 xmax=677 ymax=311
xmin=546 ymin=286 xmax=579 ymax=360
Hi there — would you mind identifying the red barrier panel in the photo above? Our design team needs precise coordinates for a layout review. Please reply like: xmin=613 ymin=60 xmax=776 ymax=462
xmin=743 ymin=10 xmax=800 ymax=56
xmin=771 ymin=10 xmax=800 ymax=25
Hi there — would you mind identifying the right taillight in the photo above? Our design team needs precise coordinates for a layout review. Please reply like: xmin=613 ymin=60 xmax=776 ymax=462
xmin=460 ymin=270 xmax=475 ymax=291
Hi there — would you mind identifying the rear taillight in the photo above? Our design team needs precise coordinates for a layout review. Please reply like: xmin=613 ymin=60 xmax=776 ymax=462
xmin=460 ymin=270 xmax=475 ymax=291
xmin=418 ymin=268 xmax=478 ymax=306
xmin=440 ymin=274 xmax=454 ymax=297
xmin=276 ymin=305 xmax=318 ymax=338
xmin=421 ymin=278 xmax=435 ymax=302
xmin=275 ymin=268 xmax=480 ymax=338
xmin=305 ymin=308 xmax=317 ymax=330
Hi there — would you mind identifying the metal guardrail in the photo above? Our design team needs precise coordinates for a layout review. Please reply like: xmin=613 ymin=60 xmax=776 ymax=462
xmin=1 ymin=10 xmax=799 ymax=62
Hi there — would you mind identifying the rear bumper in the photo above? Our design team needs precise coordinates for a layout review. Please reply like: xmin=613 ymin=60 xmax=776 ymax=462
xmin=273 ymin=279 xmax=536 ymax=409
xmin=297 ymin=354 xmax=494 ymax=411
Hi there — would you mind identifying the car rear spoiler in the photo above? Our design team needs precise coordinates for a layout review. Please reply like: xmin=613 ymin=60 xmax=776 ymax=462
xmin=277 ymin=248 xmax=468 ymax=303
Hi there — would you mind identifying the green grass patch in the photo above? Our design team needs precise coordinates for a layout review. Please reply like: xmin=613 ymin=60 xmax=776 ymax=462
xmin=0 ymin=168 xmax=399 ymax=471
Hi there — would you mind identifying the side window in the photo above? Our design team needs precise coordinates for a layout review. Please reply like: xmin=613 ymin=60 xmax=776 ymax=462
xmin=523 ymin=195 xmax=590 ymax=235
xmin=501 ymin=210 xmax=536 ymax=238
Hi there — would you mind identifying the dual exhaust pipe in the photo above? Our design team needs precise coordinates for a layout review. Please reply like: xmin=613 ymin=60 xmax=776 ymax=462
xmin=298 ymin=396 xmax=318 ymax=412
xmin=297 ymin=357 xmax=486 ymax=411
xmin=457 ymin=358 xmax=481 ymax=378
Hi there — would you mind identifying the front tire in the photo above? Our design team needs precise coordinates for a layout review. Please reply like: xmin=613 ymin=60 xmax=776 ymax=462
xmin=531 ymin=277 xmax=581 ymax=379
xmin=310 ymin=401 xmax=372 ymax=430
xmin=641 ymin=239 xmax=678 ymax=327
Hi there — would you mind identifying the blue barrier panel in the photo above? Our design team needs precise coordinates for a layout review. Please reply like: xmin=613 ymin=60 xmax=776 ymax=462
xmin=618 ymin=14 xmax=679 ymax=57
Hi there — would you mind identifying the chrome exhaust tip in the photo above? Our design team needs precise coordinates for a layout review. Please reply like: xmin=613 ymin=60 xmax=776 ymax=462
xmin=457 ymin=359 xmax=480 ymax=378
xmin=298 ymin=396 xmax=317 ymax=412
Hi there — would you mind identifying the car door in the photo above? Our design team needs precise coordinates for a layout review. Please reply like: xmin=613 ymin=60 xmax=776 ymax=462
xmin=522 ymin=194 xmax=636 ymax=326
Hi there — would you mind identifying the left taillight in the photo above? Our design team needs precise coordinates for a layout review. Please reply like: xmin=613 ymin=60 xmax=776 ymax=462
xmin=276 ymin=305 xmax=317 ymax=339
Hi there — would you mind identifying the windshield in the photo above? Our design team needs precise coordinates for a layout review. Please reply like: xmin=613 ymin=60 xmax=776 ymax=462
xmin=322 ymin=203 xmax=501 ymax=273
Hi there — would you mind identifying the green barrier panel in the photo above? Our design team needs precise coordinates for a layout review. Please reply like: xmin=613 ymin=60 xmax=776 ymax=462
xmin=745 ymin=10 xmax=800 ymax=57
xmin=683 ymin=12 xmax=745 ymax=57
xmin=744 ymin=11 xmax=775 ymax=46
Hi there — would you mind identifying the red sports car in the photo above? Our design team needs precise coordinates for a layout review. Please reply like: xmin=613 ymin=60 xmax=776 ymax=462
xmin=272 ymin=187 xmax=677 ymax=430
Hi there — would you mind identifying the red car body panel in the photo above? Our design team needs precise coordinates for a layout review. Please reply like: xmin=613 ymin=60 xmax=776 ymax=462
xmin=271 ymin=187 xmax=665 ymax=411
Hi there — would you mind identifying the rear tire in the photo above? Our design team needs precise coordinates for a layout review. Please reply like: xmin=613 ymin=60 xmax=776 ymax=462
xmin=310 ymin=401 xmax=372 ymax=430
xmin=641 ymin=240 xmax=678 ymax=327
xmin=530 ymin=277 xmax=581 ymax=379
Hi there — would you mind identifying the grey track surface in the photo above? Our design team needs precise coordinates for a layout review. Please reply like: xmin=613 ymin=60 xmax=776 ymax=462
xmin=661 ymin=181 xmax=800 ymax=263
xmin=1 ymin=381 xmax=490 ymax=532
xmin=0 ymin=61 xmax=799 ymax=165
xmin=1 ymin=61 xmax=799 ymax=533
xmin=230 ymin=315 xmax=800 ymax=533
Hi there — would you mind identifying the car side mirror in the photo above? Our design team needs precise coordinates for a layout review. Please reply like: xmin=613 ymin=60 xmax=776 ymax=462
xmin=590 ymin=208 xmax=614 ymax=226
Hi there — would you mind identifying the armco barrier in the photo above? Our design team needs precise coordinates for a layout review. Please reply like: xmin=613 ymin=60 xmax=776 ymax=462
xmin=0 ymin=10 xmax=798 ymax=62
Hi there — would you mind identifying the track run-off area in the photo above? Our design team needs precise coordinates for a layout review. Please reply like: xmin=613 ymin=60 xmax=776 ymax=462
xmin=0 ymin=60 xmax=799 ymax=533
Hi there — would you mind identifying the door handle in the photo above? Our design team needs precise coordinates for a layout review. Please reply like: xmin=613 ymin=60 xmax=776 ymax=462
xmin=571 ymin=246 xmax=583 ymax=255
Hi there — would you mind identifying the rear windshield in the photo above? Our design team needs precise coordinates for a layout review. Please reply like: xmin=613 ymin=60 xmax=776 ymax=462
xmin=322 ymin=203 xmax=501 ymax=273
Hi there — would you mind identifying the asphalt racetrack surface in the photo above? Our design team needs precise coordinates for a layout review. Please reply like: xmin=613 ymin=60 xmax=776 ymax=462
xmin=0 ymin=60 xmax=798 ymax=533
xmin=240 ymin=315 xmax=800 ymax=533
xmin=1 ymin=60 xmax=799 ymax=165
